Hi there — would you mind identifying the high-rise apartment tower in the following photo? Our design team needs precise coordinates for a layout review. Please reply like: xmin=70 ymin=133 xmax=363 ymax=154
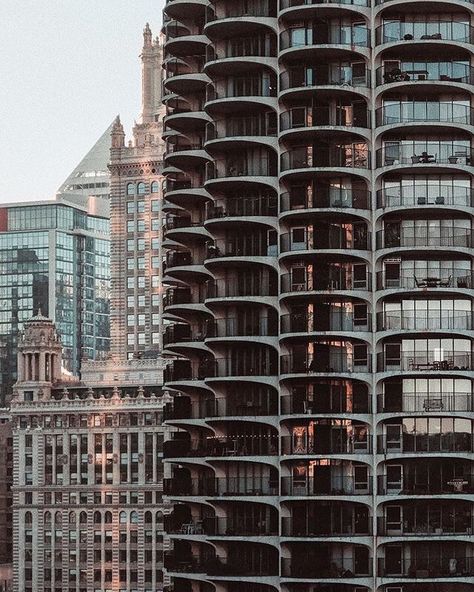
xmin=162 ymin=1 xmax=474 ymax=591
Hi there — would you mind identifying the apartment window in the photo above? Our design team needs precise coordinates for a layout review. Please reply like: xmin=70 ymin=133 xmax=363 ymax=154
xmin=151 ymin=182 xmax=159 ymax=194
xmin=151 ymin=256 xmax=160 ymax=268
xmin=127 ymin=184 xmax=135 ymax=195
xmin=137 ymin=201 xmax=145 ymax=213
xmin=151 ymin=219 xmax=160 ymax=231
xmin=127 ymin=202 xmax=135 ymax=214
xmin=127 ymin=278 xmax=134 ymax=289
xmin=137 ymin=182 xmax=146 ymax=195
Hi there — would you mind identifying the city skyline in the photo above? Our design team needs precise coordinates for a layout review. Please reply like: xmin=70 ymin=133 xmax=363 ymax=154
xmin=0 ymin=1 xmax=165 ymax=203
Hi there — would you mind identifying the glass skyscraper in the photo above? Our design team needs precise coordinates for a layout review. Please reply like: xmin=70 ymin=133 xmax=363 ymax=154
xmin=0 ymin=198 xmax=110 ymax=401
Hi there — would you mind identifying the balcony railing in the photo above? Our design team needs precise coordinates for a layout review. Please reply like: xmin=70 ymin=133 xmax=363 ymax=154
xmin=376 ymin=228 xmax=474 ymax=249
xmin=281 ymin=230 xmax=370 ymax=252
xmin=205 ymin=159 xmax=277 ymax=180
xmin=378 ymin=392 xmax=473 ymax=413
xmin=206 ymin=277 xmax=277 ymax=298
xmin=163 ymin=287 xmax=193 ymax=307
xmin=206 ymin=78 xmax=277 ymax=102
xmin=206 ymin=240 xmax=276 ymax=259
xmin=376 ymin=63 xmax=474 ymax=86
xmin=376 ymin=187 xmax=474 ymax=208
xmin=378 ymin=556 xmax=474 ymax=578
xmin=205 ymin=40 xmax=276 ymax=63
xmin=281 ymin=392 xmax=371 ymax=414
xmin=164 ymin=395 xmax=278 ymax=420
xmin=214 ymin=357 xmax=278 ymax=377
xmin=281 ymin=271 xmax=371 ymax=293
xmin=282 ymin=556 xmax=372 ymax=578
xmin=281 ymin=311 xmax=371 ymax=333
xmin=377 ymin=515 xmax=474 ymax=537
xmin=164 ymin=477 xmax=275 ymax=497
xmin=206 ymin=117 xmax=277 ymax=141
xmin=165 ymin=215 xmax=203 ymax=231
xmin=376 ymin=270 xmax=473 ymax=290
xmin=205 ymin=195 xmax=278 ymax=219
xmin=280 ymin=66 xmax=371 ymax=91
xmin=281 ymin=145 xmax=370 ymax=171
xmin=376 ymin=22 xmax=474 ymax=44
xmin=164 ymin=436 xmax=278 ymax=459
xmin=281 ymin=189 xmax=370 ymax=211
xmin=208 ymin=317 xmax=278 ymax=338
xmin=281 ymin=0 xmax=369 ymax=7
xmin=280 ymin=25 xmax=369 ymax=50
xmin=280 ymin=106 xmax=368 ymax=130
xmin=164 ymin=359 xmax=215 ymax=382
xmin=376 ymin=144 xmax=474 ymax=168
xmin=282 ymin=434 xmax=371 ymax=455
xmin=377 ymin=351 xmax=473 ymax=372
xmin=282 ymin=353 xmax=371 ymax=374
xmin=377 ymin=473 xmax=474 ymax=495
xmin=166 ymin=250 xmax=194 ymax=268
xmin=376 ymin=103 xmax=474 ymax=126
xmin=377 ymin=433 xmax=473 ymax=454
xmin=377 ymin=311 xmax=473 ymax=331
xmin=282 ymin=516 xmax=371 ymax=536
xmin=205 ymin=1 xmax=276 ymax=22
xmin=281 ymin=475 xmax=372 ymax=496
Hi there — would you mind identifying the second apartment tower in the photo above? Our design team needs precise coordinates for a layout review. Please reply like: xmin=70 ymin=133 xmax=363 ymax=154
xmin=162 ymin=1 xmax=474 ymax=592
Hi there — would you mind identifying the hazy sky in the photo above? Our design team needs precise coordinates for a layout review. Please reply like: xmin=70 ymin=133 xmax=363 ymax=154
xmin=0 ymin=0 xmax=165 ymax=203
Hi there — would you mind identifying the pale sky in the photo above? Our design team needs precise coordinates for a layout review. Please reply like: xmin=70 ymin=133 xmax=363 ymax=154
xmin=0 ymin=0 xmax=165 ymax=202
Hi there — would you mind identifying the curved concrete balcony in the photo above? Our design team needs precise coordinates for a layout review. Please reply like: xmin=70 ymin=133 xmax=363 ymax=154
xmin=164 ymin=476 xmax=279 ymax=498
xmin=280 ymin=25 xmax=370 ymax=60
xmin=205 ymin=158 xmax=278 ymax=191
xmin=280 ymin=0 xmax=369 ymax=20
xmin=206 ymin=277 xmax=278 ymax=302
xmin=281 ymin=474 xmax=372 ymax=497
xmin=376 ymin=269 xmax=474 ymax=292
xmin=376 ymin=228 xmax=474 ymax=252
xmin=375 ymin=103 xmax=474 ymax=135
xmin=377 ymin=551 xmax=474 ymax=580
xmin=377 ymin=351 xmax=474 ymax=374
xmin=281 ymin=426 xmax=371 ymax=457
xmin=205 ymin=77 xmax=278 ymax=111
xmin=205 ymin=194 xmax=278 ymax=226
xmin=279 ymin=105 xmax=369 ymax=142
xmin=376 ymin=186 xmax=474 ymax=212
xmin=204 ymin=2 xmax=277 ymax=38
xmin=280 ymin=187 xmax=370 ymax=216
xmin=280 ymin=229 xmax=371 ymax=256
xmin=376 ymin=430 xmax=474 ymax=457
xmin=281 ymin=269 xmax=371 ymax=296
xmin=377 ymin=465 xmax=474 ymax=497
xmin=281 ymin=546 xmax=372 ymax=580
xmin=375 ymin=21 xmax=474 ymax=47
xmin=377 ymin=310 xmax=474 ymax=333
xmin=375 ymin=63 xmax=474 ymax=91
xmin=281 ymin=503 xmax=371 ymax=538
xmin=165 ymin=32 xmax=209 ymax=57
xmin=281 ymin=351 xmax=372 ymax=377
xmin=280 ymin=145 xmax=370 ymax=179
xmin=206 ymin=316 xmax=279 ymax=340
xmin=164 ymin=0 xmax=208 ymax=20
xmin=281 ymin=382 xmax=371 ymax=416
xmin=163 ymin=434 xmax=279 ymax=461
xmin=281 ymin=310 xmax=372 ymax=336
xmin=377 ymin=391 xmax=474 ymax=414
xmin=205 ymin=116 xmax=278 ymax=151
xmin=164 ymin=214 xmax=209 ymax=242
xmin=167 ymin=516 xmax=279 ymax=538
xmin=204 ymin=44 xmax=278 ymax=78
xmin=280 ymin=66 xmax=371 ymax=100
xmin=376 ymin=144 xmax=474 ymax=172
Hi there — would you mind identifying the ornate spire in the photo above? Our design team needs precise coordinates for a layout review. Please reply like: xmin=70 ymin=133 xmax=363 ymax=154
xmin=111 ymin=115 xmax=125 ymax=149
xmin=143 ymin=23 xmax=152 ymax=49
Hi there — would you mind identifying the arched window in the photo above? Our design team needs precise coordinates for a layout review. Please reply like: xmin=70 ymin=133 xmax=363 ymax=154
xmin=127 ymin=183 xmax=135 ymax=195
xmin=79 ymin=512 xmax=87 ymax=524
xmin=130 ymin=511 xmax=139 ymax=524
xmin=94 ymin=511 xmax=102 ymax=524
xmin=69 ymin=512 xmax=76 ymax=524
xmin=137 ymin=182 xmax=146 ymax=195
xmin=44 ymin=511 xmax=51 ymax=525
xmin=144 ymin=511 xmax=153 ymax=525
xmin=25 ymin=511 xmax=32 ymax=525
xmin=156 ymin=511 xmax=163 ymax=525
xmin=104 ymin=511 xmax=113 ymax=524
xmin=119 ymin=511 xmax=127 ymax=524
xmin=151 ymin=181 xmax=159 ymax=194
xmin=55 ymin=512 xmax=62 ymax=525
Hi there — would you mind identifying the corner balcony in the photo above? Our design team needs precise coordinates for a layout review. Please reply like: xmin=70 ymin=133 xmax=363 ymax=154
xmin=281 ymin=474 xmax=372 ymax=497
xmin=377 ymin=351 xmax=473 ymax=373
xmin=377 ymin=391 xmax=473 ymax=414
xmin=281 ymin=310 xmax=371 ymax=335
xmin=377 ymin=310 xmax=473 ymax=332
xmin=281 ymin=351 xmax=371 ymax=376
